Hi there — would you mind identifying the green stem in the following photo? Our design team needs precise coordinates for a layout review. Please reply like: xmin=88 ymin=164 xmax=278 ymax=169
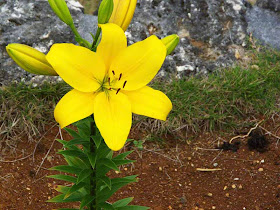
xmin=70 ymin=24 xmax=91 ymax=48
xmin=89 ymin=116 xmax=97 ymax=210
xmin=91 ymin=27 xmax=102 ymax=51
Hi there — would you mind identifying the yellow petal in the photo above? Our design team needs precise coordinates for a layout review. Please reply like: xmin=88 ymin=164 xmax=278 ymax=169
xmin=55 ymin=89 xmax=96 ymax=128
xmin=6 ymin=44 xmax=57 ymax=76
xmin=124 ymin=86 xmax=172 ymax=121
xmin=110 ymin=35 xmax=166 ymax=91
xmin=46 ymin=43 xmax=106 ymax=92
xmin=109 ymin=0 xmax=137 ymax=31
xmin=97 ymin=23 xmax=127 ymax=70
xmin=94 ymin=91 xmax=132 ymax=151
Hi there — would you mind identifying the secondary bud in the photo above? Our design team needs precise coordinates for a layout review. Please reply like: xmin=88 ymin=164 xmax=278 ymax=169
xmin=48 ymin=0 xmax=74 ymax=26
xmin=98 ymin=0 xmax=114 ymax=24
xmin=6 ymin=44 xmax=57 ymax=76
xmin=109 ymin=0 xmax=137 ymax=31
xmin=161 ymin=34 xmax=179 ymax=55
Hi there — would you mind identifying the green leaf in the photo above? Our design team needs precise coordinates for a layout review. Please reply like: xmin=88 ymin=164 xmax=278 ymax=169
xmin=47 ymin=174 xmax=77 ymax=183
xmin=64 ymin=127 xmax=81 ymax=139
xmin=97 ymin=176 xmax=138 ymax=203
xmin=112 ymin=197 xmax=133 ymax=208
xmin=56 ymin=139 xmax=80 ymax=151
xmin=49 ymin=165 xmax=81 ymax=175
xmin=47 ymin=193 xmax=83 ymax=203
xmin=77 ymin=169 xmax=92 ymax=183
xmin=64 ymin=182 xmax=86 ymax=199
xmin=66 ymin=138 xmax=90 ymax=147
xmin=64 ymin=156 xmax=89 ymax=169
xmin=98 ymin=158 xmax=119 ymax=171
xmin=116 ymin=206 xmax=149 ymax=210
xmin=99 ymin=176 xmax=111 ymax=190
xmin=58 ymin=149 xmax=87 ymax=159
xmin=54 ymin=185 xmax=70 ymax=193
xmin=87 ymin=152 xmax=97 ymax=169
xmin=79 ymin=194 xmax=95 ymax=210
xmin=113 ymin=159 xmax=135 ymax=166
xmin=114 ymin=151 xmax=134 ymax=160
xmin=99 ymin=202 xmax=115 ymax=210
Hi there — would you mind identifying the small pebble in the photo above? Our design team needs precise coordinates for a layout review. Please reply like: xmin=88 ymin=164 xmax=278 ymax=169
xmin=225 ymin=193 xmax=230 ymax=197
xmin=212 ymin=206 xmax=216 ymax=210
xmin=258 ymin=168 xmax=264 ymax=172
xmin=234 ymin=178 xmax=239 ymax=181
xmin=207 ymin=193 xmax=213 ymax=197
xmin=232 ymin=184 xmax=236 ymax=189
xmin=159 ymin=167 xmax=163 ymax=171
xmin=175 ymin=169 xmax=178 ymax=172
xmin=213 ymin=163 xmax=218 ymax=167
xmin=238 ymin=184 xmax=243 ymax=189
xmin=187 ymin=157 xmax=192 ymax=160
xmin=223 ymin=186 xmax=228 ymax=190
xmin=26 ymin=187 xmax=30 ymax=191
xmin=260 ymin=159 xmax=265 ymax=163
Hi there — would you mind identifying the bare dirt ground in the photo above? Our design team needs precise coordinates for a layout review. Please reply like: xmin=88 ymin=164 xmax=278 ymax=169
xmin=0 ymin=119 xmax=280 ymax=210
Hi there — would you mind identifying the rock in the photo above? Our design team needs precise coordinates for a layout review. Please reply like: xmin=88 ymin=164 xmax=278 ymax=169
xmin=246 ymin=6 xmax=280 ymax=50
xmin=0 ymin=0 xmax=96 ymax=86
xmin=127 ymin=0 xmax=247 ymax=77
xmin=256 ymin=0 xmax=280 ymax=12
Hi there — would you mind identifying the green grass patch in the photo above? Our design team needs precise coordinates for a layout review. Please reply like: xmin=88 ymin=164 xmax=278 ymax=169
xmin=152 ymin=48 xmax=280 ymax=135
xmin=0 ymin=48 xmax=280 ymax=144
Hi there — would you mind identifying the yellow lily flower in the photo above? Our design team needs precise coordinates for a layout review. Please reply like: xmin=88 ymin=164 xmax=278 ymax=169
xmin=109 ymin=0 xmax=137 ymax=31
xmin=46 ymin=23 xmax=172 ymax=151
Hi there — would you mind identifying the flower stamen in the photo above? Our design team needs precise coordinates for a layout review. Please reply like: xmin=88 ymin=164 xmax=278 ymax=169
xmin=116 ymin=88 xmax=121 ymax=94
xmin=119 ymin=73 xmax=122 ymax=81
xmin=112 ymin=70 xmax=115 ymax=75
xmin=123 ymin=81 xmax=127 ymax=88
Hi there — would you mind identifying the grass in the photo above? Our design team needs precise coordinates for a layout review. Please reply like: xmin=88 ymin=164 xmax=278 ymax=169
xmin=0 ymin=48 xmax=280 ymax=145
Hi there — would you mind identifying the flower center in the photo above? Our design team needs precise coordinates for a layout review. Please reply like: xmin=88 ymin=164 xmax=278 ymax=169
xmin=98 ymin=70 xmax=127 ymax=95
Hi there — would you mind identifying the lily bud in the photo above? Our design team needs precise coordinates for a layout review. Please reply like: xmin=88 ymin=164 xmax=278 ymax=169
xmin=98 ymin=0 xmax=114 ymax=24
xmin=6 ymin=44 xmax=57 ymax=76
xmin=161 ymin=34 xmax=179 ymax=55
xmin=109 ymin=0 xmax=137 ymax=31
xmin=48 ymin=0 xmax=74 ymax=26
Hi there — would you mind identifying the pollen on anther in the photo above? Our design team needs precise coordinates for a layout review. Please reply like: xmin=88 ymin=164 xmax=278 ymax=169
xmin=112 ymin=70 xmax=115 ymax=75
xmin=119 ymin=73 xmax=122 ymax=81
xmin=116 ymin=88 xmax=121 ymax=94
xmin=123 ymin=81 xmax=127 ymax=88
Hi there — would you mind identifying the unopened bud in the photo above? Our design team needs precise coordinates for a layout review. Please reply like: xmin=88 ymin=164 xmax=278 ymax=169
xmin=48 ymin=0 xmax=74 ymax=26
xmin=109 ymin=0 xmax=137 ymax=31
xmin=98 ymin=0 xmax=114 ymax=24
xmin=161 ymin=34 xmax=179 ymax=55
xmin=6 ymin=44 xmax=57 ymax=76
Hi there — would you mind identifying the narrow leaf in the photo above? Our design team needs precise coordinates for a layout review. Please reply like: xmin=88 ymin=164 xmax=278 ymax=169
xmin=98 ymin=158 xmax=119 ymax=171
xmin=79 ymin=194 xmax=95 ymax=210
xmin=64 ymin=182 xmax=86 ymax=199
xmin=47 ymin=193 xmax=83 ymax=203
xmin=87 ymin=152 xmax=97 ymax=169
xmin=64 ymin=127 xmax=81 ymax=139
xmin=47 ymin=174 xmax=77 ymax=183
xmin=49 ymin=165 xmax=81 ymax=175
xmin=113 ymin=159 xmax=135 ymax=166
xmin=114 ymin=151 xmax=134 ymax=160
xmin=66 ymin=138 xmax=89 ymax=147
xmin=99 ymin=176 xmax=111 ymax=190
xmin=112 ymin=197 xmax=134 ymax=207
xmin=77 ymin=169 xmax=92 ymax=183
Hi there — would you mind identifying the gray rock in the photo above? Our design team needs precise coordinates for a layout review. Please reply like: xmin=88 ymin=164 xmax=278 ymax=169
xmin=127 ymin=0 xmax=247 ymax=77
xmin=246 ymin=6 xmax=280 ymax=50
xmin=0 ymin=0 xmax=96 ymax=86
xmin=256 ymin=0 xmax=280 ymax=12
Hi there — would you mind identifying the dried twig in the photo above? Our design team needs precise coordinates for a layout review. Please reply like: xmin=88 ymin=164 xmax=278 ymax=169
xmin=0 ymin=153 xmax=32 ymax=163
xmin=196 ymin=168 xmax=222 ymax=172
xmin=229 ymin=120 xmax=264 ymax=144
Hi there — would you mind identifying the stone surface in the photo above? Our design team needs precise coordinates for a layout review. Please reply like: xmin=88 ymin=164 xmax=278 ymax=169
xmin=246 ymin=6 xmax=280 ymax=50
xmin=127 ymin=0 xmax=247 ymax=77
xmin=0 ymin=0 xmax=95 ymax=86
xmin=1 ymin=0 xmax=280 ymax=85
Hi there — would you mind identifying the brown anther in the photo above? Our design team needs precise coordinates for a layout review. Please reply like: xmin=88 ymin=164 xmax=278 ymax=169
xmin=123 ymin=81 xmax=127 ymax=88
xmin=119 ymin=73 xmax=122 ymax=81
xmin=108 ymin=77 xmax=110 ymax=85
xmin=112 ymin=70 xmax=115 ymax=75
xmin=116 ymin=88 xmax=121 ymax=95
xmin=109 ymin=88 xmax=112 ymax=90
